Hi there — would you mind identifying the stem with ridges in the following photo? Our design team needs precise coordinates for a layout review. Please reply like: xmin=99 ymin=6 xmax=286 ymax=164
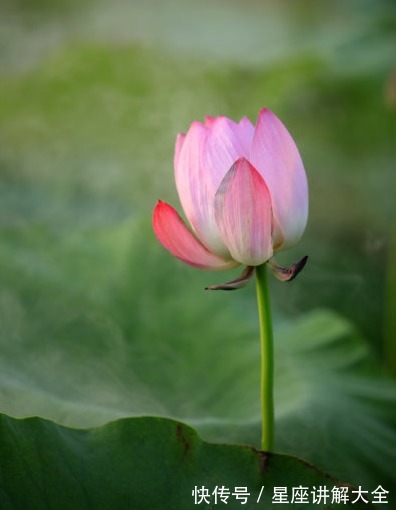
xmin=255 ymin=263 xmax=274 ymax=451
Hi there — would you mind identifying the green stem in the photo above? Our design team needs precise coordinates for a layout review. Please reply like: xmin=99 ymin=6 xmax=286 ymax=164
xmin=255 ymin=263 xmax=274 ymax=451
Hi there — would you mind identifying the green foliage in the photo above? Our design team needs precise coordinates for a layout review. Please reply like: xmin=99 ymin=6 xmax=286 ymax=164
xmin=384 ymin=215 xmax=396 ymax=374
xmin=0 ymin=216 xmax=395 ymax=495
xmin=0 ymin=414 xmax=374 ymax=509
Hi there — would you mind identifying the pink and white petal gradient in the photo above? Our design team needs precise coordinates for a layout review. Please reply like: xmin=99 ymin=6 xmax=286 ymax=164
xmin=174 ymin=133 xmax=186 ymax=169
xmin=250 ymin=108 xmax=308 ymax=249
xmin=153 ymin=201 xmax=237 ymax=270
xmin=214 ymin=158 xmax=273 ymax=266
xmin=174 ymin=117 xmax=254 ymax=257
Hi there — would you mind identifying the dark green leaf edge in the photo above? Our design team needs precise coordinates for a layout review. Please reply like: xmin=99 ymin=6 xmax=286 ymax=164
xmin=0 ymin=413 xmax=373 ymax=509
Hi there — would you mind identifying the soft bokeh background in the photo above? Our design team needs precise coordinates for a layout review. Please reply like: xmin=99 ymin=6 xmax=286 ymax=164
xmin=1 ymin=0 xmax=395 ymax=493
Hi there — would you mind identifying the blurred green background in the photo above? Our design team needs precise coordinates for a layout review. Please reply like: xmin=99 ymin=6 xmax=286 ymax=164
xmin=0 ymin=0 xmax=395 ymax=492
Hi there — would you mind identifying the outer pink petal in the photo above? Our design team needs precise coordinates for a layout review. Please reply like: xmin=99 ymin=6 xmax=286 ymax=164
xmin=175 ymin=117 xmax=254 ymax=257
xmin=250 ymin=108 xmax=308 ymax=250
xmin=153 ymin=201 xmax=238 ymax=270
xmin=214 ymin=158 xmax=273 ymax=266
xmin=175 ymin=121 xmax=220 ymax=252
xmin=174 ymin=133 xmax=186 ymax=169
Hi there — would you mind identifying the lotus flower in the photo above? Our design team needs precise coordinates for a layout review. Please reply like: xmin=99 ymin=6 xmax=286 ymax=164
xmin=153 ymin=108 xmax=308 ymax=287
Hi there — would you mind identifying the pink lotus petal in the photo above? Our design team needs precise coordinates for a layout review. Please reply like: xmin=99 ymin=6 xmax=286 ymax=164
xmin=250 ymin=108 xmax=308 ymax=249
xmin=202 ymin=117 xmax=254 ymax=191
xmin=214 ymin=158 xmax=273 ymax=266
xmin=153 ymin=201 xmax=237 ymax=270
xmin=174 ymin=133 xmax=186 ymax=169
xmin=238 ymin=116 xmax=255 ymax=147
xmin=175 ymin=117 xmax=254 ymax=257
xmin=174 ymin=121 xmax=220 ymax=253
